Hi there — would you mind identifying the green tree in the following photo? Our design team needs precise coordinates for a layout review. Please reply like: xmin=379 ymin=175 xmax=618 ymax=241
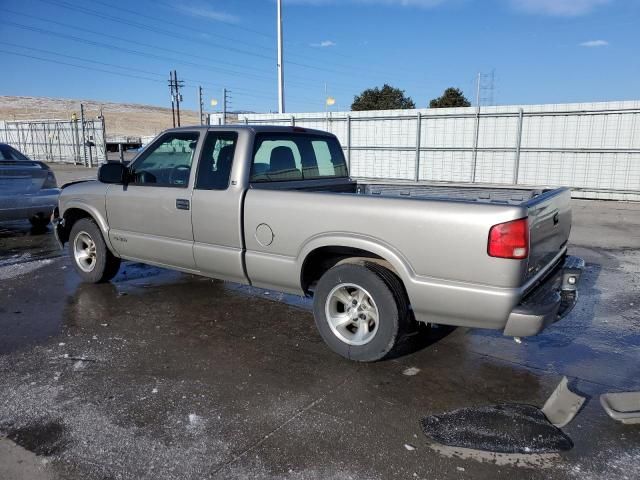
xmin=429 ymin=88 xmax=472 ymax=108
xmin=351 ymin=84 xmax=416 ymax=111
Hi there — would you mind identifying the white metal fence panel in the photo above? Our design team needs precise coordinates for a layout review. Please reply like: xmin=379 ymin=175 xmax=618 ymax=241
xmin=241 ymin=101 xmax=640 ymax=201
xmin=0 ymin=118 xmax=107 ymax=166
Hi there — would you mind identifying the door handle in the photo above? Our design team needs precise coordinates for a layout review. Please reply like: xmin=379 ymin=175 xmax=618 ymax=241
xmin=176 ymin=198 xmax=190 ymax=210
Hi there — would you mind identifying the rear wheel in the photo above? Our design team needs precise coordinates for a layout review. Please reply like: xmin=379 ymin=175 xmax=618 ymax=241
xmin=313 ymin=262 xmax=411 ymax=362
xmin=68 ymin=218 xmax=121 ymax=283
xmin=29 ymin=214 xmax=50 ymax=229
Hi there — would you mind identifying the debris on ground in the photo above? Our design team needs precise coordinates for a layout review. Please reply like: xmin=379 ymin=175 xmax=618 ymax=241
xmin=541 ymin=376 xmax=586 ymax=427
xmin=600 ymin=392 xmax=640 ymax=424
xmin=421 ymin=404 xmax=573 ymax=454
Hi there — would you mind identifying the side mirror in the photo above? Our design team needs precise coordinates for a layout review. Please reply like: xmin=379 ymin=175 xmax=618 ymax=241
xmin=98 ymin=162 xmax=128 ymax=184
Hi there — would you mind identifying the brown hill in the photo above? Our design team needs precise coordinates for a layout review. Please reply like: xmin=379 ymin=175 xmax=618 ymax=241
xmin=0 ymin=96 xmax=201 ymax=138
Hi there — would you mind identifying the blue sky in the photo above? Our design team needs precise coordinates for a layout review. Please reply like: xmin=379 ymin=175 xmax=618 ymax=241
xmin=1 ymin=0 xmax=638 ymax=113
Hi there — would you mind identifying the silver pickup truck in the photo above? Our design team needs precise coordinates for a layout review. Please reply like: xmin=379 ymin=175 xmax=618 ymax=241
xmin=53 ymin=125 xmax=583 ymax=361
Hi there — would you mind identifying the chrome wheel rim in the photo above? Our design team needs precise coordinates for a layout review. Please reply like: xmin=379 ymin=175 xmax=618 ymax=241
xmin=325 ymin=283 xmax=379 ymax=346
xmin=73 ymin=231 xmax=97 ymax=273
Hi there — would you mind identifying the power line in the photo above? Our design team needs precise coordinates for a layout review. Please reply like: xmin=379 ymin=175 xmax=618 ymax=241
xmin=36 ymin=0 xmax=273 ymax=62
xmin=1 ymin=14 xmax=368 ymax=94
xmin=0 ymin=47 xmax=322 ymax=110
xmin=2 ymin=21 xmax=276 ymax=82
xmin=32 ymin=0 xmax=400 ymax=82
xmin=1 ymin=9 xmax=278 ymax=81
xmin=87 ymin=0 xmax=274 ymax=53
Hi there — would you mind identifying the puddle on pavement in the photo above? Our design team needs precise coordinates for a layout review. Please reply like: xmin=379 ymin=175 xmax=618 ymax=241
xmin=5 ymin=419 xmax=68 ymax=456
xmin=224 ymin=283 xmax=312 ymax=311
xmin=421 ymin=403 xmax=573 ymax=454
xmin=0 ymin=221 xmax=61 ymax=263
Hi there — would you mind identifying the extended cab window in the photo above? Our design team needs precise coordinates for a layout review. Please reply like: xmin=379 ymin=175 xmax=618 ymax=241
xmin=130 ymin=132 xmax=199 ymax=187
xmin=195 ymin=132 xmax=238 ymax=190
xmin=250 ymin=133 xmax=348 ymax=182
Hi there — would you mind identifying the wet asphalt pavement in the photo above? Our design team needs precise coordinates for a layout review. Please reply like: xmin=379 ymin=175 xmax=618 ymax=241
xmin=0 ymin=200 xmax=639 ymax=480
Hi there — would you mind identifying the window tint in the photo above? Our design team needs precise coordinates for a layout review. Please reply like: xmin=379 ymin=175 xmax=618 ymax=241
xmin=130 ymin=132 xmax=199 ymax=187
xmin=195 ymin=132 xmax=238 ymax=190
xmin=250 ymin=134 xmax=347 ymax=183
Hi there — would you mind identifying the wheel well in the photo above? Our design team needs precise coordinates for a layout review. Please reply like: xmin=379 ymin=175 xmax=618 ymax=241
xmin=60 ymin=208 xmax=94 ymax=244
xmin=300 ymin=246 xmax=399 ymax=294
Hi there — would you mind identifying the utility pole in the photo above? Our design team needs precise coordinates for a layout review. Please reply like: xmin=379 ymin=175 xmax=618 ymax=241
xmin=277 ymin=0 xmax=285 ymax=113
xmin=198 ymin=86 xmax=204 ymax=125
xmin=475 ymin=72 xmax=481 ymax=109
xmin=174 ymin=70 xmax=184 ymax=127
xmin=222 ymin=88 xmax=231 ymax=125
xmin=169 ymin=71 xmax=176 ymax=127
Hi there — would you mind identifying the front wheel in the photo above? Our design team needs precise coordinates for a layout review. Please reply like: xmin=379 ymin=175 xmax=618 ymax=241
xmin=68 ymin=218 xmax=121 ymax=283
xmin=312 ymin=262 xmax=411 ymax=362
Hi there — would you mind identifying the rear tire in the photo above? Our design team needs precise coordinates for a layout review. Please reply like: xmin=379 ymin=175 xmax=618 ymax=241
xmin=312 ymin=262 xmax=411 ymax=362
xmin=68 ymin=218 xmax=121 ymax=283
xmin=29 ymin=214 xmax=50 ymax=229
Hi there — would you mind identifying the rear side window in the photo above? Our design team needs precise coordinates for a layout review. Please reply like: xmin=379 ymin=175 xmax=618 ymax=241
xmin=195 ymin=131 xmax=238 ymax=190
xmin=250 ymin=133 xmax=347 ymax=183
xmin=0 ymin=144 xmax=30 ymax=161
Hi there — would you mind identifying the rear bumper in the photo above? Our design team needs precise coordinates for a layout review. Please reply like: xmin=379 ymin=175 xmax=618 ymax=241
xmin=503 ymin=255 xmax=585 ymax=337
xmin=0 ymin=189 xmax=59 ymax=221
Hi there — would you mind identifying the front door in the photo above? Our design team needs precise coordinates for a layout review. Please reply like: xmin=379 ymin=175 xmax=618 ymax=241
xmin=106 ymin=131 xmax=201 ymax=271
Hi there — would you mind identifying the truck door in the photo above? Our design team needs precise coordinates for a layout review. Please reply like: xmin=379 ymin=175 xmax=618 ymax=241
xmin=105 ymin=131 xmax=200 ymax=271
xmin=190 ymin=130 xmax=247 ymax=283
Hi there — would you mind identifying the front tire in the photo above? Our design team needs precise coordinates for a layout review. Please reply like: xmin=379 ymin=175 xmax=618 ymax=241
xmin=68 ymin=218 xmax=121 ymax=283
xmin=313 ymin=262 xmax=411 ymax=362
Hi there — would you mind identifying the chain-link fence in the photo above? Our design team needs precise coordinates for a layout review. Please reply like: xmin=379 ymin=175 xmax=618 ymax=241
xmin=0 ymin=117 xmax=107 ymax=166
xmin=237 ymin=101 xmax=640 ymax=201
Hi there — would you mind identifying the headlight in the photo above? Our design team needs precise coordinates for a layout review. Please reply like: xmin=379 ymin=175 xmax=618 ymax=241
xmin=43 ymin=170 xmax=58 ymax=189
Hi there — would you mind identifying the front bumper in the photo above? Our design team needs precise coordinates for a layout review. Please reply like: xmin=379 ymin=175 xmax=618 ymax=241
xmin=503 ymin=255 xmax=585 ymax=337
xmin=51 ymin=209 xmax=66 ymax=249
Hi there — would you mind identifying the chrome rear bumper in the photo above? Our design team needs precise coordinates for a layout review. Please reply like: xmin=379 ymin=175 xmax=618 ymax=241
xmin=503 ymin=255 xmax=585 ymax=337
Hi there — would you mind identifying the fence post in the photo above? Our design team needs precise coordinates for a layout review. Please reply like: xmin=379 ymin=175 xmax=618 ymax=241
xmin=415 ymin=112 xmax=422 ymax=182
xmin=244 ymin=117 xmax=249 ymax=125
xmin=471 ymin=106 xmax=480 ymax=183
xmin=100 ymin=112 xmax=107 ymax=164
xmin=346 ymin=114 xmax=351 ymax=172
xmin=291 ymin=115 xmax=295 ymax=127
xmin=80 ymin=104 xmax=88 ymax=167
xmin=513 ymin=108 xmax=524 ymax=184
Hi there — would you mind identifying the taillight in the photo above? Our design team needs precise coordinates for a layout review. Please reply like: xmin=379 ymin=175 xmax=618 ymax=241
xmin=488 ymin=218 xmax=529 ymax=259
xmin=42 ymin=170 xmax=57 ymax=189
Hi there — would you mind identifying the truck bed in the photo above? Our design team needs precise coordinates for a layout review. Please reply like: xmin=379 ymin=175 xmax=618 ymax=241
xmin=252 ymin=178 xmax=548 ymax=206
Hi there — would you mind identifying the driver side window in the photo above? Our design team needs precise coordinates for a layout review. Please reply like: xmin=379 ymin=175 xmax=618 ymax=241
xmin=130 ymin=132 xmax=200 ymax=187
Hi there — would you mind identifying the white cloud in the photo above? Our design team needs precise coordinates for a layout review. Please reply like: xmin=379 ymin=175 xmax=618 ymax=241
xmin=580 ymin=39 xmax=609 ymax=47
xmin=310 ymin=40 xmax=337 ymax=47
xmin=510 ymin=0 xmax=612 ymax=16
xmin=176 ymin=4 xmax=239 ymax=23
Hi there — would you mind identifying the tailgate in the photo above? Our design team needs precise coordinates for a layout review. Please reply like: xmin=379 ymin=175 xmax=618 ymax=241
xmin=525 ymin=188 xmax=572 ymax=280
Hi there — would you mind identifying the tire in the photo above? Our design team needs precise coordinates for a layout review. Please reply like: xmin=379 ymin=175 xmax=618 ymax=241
xmin=68 ymin=218 xmax=121 ymax=283
xmin=29 ymin=214 xmax=50 ymax=229
xmin=312 ymin=262 xmax=411 ymax=362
